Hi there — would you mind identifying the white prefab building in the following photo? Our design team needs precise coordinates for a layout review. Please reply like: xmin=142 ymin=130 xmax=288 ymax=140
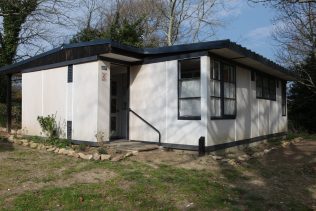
xmin=0 ymin=40 xmax=295 ymax=151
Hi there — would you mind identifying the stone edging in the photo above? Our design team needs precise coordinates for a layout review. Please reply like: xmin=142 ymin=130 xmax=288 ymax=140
xmin=6 ymin=135 xmax=137 ymax=162
xmin=209 ymin=137 xmax=304 ymax=166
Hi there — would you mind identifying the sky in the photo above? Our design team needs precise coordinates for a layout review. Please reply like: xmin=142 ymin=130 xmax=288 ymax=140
xmin=215 ymin=0 xmax=278 ymax=61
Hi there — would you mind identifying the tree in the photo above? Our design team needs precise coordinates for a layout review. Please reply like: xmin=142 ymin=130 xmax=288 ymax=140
xmin=69 ymin=27 xmax=106 ymax=43
xmin=70 ymin=11 xmax=145 ymax=47
xmin=158 ymin=0 xmax=224 ymax=46
xmin=74 ymin=0 xmax=228 ymax=47
xmin=0 ymin=0 xmax=37 ymax=103
xmin=288 ymin=54 xmax=316 ymax=133
xmin=0 ymin=0 xmax=73 ymax=103
xmin=108 ymin=12 xmax=144 ymax=47
xmin=249 ymin=0 xmax=316 ymax=93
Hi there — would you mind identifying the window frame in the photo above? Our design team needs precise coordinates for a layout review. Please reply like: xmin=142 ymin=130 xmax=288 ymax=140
xmin=178 ymin=58 xmax=201 ymax=120
xmin=210 ymin=59 xmax=237 ymax=120
xmin=282 ymin=81 xmax=287 ymax=116
xmin=67 ymin=65 xmax=73 ymax=83
xmin=256 ymin=72 xmax=276 ymax=101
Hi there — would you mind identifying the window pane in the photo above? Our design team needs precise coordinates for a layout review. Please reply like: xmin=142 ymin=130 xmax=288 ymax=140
xmin=256 ymin=75 xmax=262 ymax=97
xmin=179 ymin=99 xmax=201 ymax=117
xmin=211 ymin=80 xmax=221 ymax=97
xmin=223 ymin=65 xmax=230 ymax=82
xmin=180 ymin=79 xmax=200 ymax=98
xmin=212 ymin=61 xmax=220 ymax=80
xmin=269 ymin=79 xmax=276 ymax=100
xmin=211 ymin=98 xmax=221 ymax=117
xmin=262 ymin=77 xmax=269 ymax=98
xmin=180 ymin=59 xmax=200 ymax=79
xmin=224 ymin=82 xmax=235 ymax=99
xmin=224 ymin=99 xmax=235 ymax=115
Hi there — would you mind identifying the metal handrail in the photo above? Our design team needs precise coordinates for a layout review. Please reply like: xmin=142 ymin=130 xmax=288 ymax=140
xmin=129 ymin=108 xmax=161 ymax=145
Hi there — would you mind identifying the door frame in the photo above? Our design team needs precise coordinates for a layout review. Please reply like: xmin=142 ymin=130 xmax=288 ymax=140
xmin=109 ymin=62 xmax=130 ymax=141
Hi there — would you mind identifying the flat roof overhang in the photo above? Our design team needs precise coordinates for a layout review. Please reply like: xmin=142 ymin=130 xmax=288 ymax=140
xmin=0 ymin=39 xmax=296 ymax=80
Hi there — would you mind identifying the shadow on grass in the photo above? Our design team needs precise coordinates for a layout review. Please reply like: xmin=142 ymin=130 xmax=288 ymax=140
xmin=0 ymin=136 xmax=14 ymax=152
xmin=218 ymin=140 xmax=316 ymax=210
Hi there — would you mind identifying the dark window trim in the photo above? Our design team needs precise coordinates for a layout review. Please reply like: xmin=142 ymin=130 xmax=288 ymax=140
xmin=67 ymin=121 xmax=72 ymax=140
xmin=67 ymin=64 xmax=73 ymax=83
xmin=178 ymin=57 xmax=202 ymax=120
xmin=256 ymin=72 xmax=277 ymax=101
xmin=210 ymin=59 xmax=237 ymax=120
xmin=282 ymin=81 xmax=287 ymax=116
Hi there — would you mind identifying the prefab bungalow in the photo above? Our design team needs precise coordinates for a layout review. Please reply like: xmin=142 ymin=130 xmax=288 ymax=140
xmin=0 ymin=39 xmax=295 ymax=151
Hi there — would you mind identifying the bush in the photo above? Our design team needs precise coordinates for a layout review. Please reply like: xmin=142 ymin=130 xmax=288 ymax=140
xmin=79 ymin=144 xmax=87 ymax=152
xmin=98 ymin=147 xmax=107 ymax=154
xmin=26 ymin=136 xmax=70 ymax=148
xmin=37 ymin=114 xmax=60 ymax=138
xmin=0 ymin=103 xmax=6 ymax=127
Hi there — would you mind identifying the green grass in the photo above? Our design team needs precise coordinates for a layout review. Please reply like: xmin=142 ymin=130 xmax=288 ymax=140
xmin=6 ymin=161 xmax=242 ymax=210
xmin=0 ymin=134 xmax=315 ymax=210
xmin=23 ymin=135 xmax=70 ymax=148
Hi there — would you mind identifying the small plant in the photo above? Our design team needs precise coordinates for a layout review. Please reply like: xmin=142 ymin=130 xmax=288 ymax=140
xmin=78 ymin=144 xmax=87 ymax=152
xmin=98 ymin=147 xmax=107 ymax=155
xmin=37 ymin=114 xmax=60 ymax=139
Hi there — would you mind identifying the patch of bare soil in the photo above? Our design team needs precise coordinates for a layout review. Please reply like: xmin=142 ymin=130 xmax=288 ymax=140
xmin=131 ymin=149 xmax=221 ymax=170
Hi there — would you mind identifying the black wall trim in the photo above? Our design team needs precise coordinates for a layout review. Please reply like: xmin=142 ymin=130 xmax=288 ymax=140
xmin=205 ymin=132 xmax=286 ymax=152
xmin=21 ymin=56 xmax=99 ymax=74
xmin=160 ymin=132 xmax=286 ymax=151
xmin=68 ymin=132 xmax=286 ymax=151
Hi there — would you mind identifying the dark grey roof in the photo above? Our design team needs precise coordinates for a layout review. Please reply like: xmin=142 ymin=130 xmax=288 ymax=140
xmin=0 ymin=39 xmax=295 ymax=80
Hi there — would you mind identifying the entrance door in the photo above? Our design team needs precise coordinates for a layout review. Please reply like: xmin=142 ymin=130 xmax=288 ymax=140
xmin=110 ymin=80 xmax=119 ymax=138
xmin=110 ymin=64 xmax=128 ymax=140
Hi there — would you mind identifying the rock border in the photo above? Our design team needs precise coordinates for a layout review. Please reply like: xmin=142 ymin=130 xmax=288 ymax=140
xmin=209 ymin=137 xmax=303 ymax=165
xmin=6 ymin=135 xmax=138 ymax=162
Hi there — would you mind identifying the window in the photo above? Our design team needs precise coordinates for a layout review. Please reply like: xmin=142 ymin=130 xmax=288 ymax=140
xmin=282 ymin=81 xmax=287 ymax=116
xmin=210 ymin=60 xmax=236 ymax=119
xmin=68 ymin=65 xmax=73 ymax=83
xmin=178 ymin=58 xmax=201 ymax=120
xmin=256 ymin=73 xmax=276 ymax=100
xmin=67 ymin=121 xmax=72 ymax=140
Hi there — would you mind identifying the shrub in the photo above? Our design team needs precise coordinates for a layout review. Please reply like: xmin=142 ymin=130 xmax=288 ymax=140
xmin=37 ymin=114 xmax=60 ymax=138
xmin=78 ymin=144 xmax=87 ymax=152
xmin=98 ymin=147 xmax=107 ymax=155
xmin=0 ymin=103 xmax=6 ymax=127
xmin=25 ymin=136 xmax=70 ymax=148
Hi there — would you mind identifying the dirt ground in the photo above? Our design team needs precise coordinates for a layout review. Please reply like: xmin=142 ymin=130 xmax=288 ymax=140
xmin=0 ymin=135 xmax=315 ymax=210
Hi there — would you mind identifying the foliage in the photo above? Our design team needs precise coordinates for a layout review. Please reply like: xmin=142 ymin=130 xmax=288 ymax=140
xmin=37 ymin=114 xmax=60 ymax=139
xmin=78 ymin=144 xmax=87 ymax=152
xmin=0 ymin=103 xmax=5 ymax=127
xmin=69 ymin=27 xmax=107 ymax=43
xmin=26 ymin=135 xmax=70 ymax=148
xmin=288 ymin=54 xmax=316 ymax=133
xmin=97 ymin=147 xmax=107 ymax=155
xmin=108 ymin=12 xmax=145 ymax=47
xmin=0 ymin=0 xmax=38 ymax=102
xmin=70 ymin=11 xmax=145 ymax=48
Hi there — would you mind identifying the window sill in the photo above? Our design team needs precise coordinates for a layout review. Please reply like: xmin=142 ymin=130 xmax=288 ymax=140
xmin=178 ymin=116 xmax=201 ymax=120
xmin=210 ymin=116 xmax=236 ymax=120
xmin=256 ymin=97 xmax=276 ymax=101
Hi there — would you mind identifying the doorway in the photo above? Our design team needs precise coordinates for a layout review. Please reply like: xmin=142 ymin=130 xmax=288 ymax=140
xmin=110 ymin=64 xmax=129 ymax=140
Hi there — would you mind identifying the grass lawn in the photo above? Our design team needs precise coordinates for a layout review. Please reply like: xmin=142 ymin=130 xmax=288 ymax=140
xmin=0 ymin=135 xmax=315 ymax=210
